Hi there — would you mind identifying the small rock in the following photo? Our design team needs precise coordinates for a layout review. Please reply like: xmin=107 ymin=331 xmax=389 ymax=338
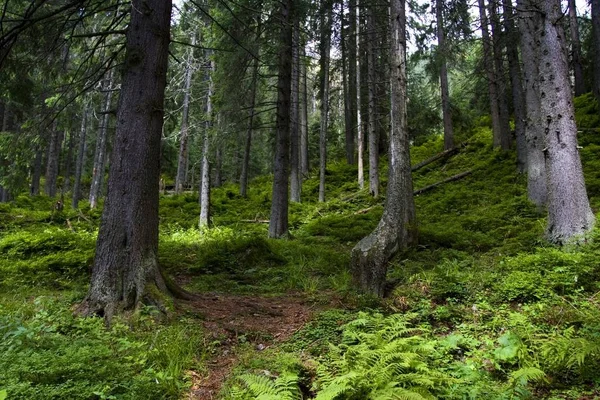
xmin=256 ymin=344 xmax=266 ymax=351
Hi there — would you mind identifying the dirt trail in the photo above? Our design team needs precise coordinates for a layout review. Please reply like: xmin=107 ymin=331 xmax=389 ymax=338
xmin=181 ymin=294 xmax=315 ymax=399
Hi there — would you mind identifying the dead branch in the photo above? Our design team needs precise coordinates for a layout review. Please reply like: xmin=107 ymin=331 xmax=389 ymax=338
xmin=413 ymin=170 xmax=473 ymax=195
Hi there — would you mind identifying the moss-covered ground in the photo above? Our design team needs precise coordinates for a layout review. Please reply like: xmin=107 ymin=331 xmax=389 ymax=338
xmin=1 ymin=94 xmax=600 ymax=399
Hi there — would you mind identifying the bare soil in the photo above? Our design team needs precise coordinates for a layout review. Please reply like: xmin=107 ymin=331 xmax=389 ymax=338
xmin=180 ymin=293 xmax=316 ymax=399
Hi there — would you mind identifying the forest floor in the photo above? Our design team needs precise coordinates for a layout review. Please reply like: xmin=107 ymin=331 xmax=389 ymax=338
xmin=181 ymin=293 xmax=316 ymax=399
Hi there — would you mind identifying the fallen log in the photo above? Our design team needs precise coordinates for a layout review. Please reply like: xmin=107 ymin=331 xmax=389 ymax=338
xmin=413 ymin=170 xmax=472 ymax=195
xmin=411 ymin=145 xmax=462 ymax=172
xmin=241 ymin=219 xmax=270 ymax=223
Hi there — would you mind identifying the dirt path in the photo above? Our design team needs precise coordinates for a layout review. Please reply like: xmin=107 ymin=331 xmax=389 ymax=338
xmin=180 ymin=294 xmax=315 ymax=399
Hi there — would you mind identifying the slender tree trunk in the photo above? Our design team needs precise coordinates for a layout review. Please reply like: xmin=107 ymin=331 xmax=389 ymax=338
xmin=319 ymin=1 xmax=333 ymax=203
xmin=300 ymin=45 xmax=309 ymax=176
xmin=199 ymin=60 xmax=214 ymax=228
xmin=348 ymin=0 xmax=358 ymax=165
xmin=435 ymin=0 xmax=454 ymax=150
xmin=89 ymin=69 xmax=114 ymax=208
xmin=62 ymin=129 xmax=74 ymax=195
xmin=568 ymin=0 xmax=585 ymax=96
xmin=2 ymin=102 xmax=9 ymax=131
xmin=517 ymin=0 xmax=547 ymax=207
xmin=268 ymin=0 xmax=293 ymax=238
xmin=478 ymin=0 xmax=506 ymax=150
xmin=367 ymin=4 xmax=379 ymax=197
xmin=44 ymin=122 xmax=63 ymax=198
xmin=290 ymin=17 xmax=301 ymax=202
xmin=503 ymin=0 xmax=527 ymax=172
xmin=240 ymin=58 xmax=259 ymax=197
xmin=351 ymin=0 xmax=415 ymax=296
xmin=357 ymin=0 xmax=364 ymax=189
xmin=78 ymin=0 xmax=173 ymax=321
xmin=489 ymin=1 xmax=512 ymax=150
xmin=592 ymin=0 xmax=600 ymax=101
xmin=72 ymin=103 xmax=89 ymax=208
xmin=175 ymin=34 xmax=196 ymax=194
xmin=31 ymin=146 xmax=43 ymax=196
xmin=535 ymin=0 xmax=595 ymax=243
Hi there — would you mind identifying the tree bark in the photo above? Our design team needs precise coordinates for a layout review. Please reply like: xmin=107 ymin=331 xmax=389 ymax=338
xmin=488 ymin=1 xmax=512 ymax=151
xmin=240 ymin=58 xmax=259 ymax=197
xmin=517 ymin=0 xmax=547 ymax=207
xmin=347 ymin=0 xmax=358 ymax=164
xmin=268 ymin=0 xmax=293 ymax=238
xmin=175 ymin=34 xmax=196 ymax=194
xmin=592 ymin=0 xmax=600 ymax=102
xmin=435 ymin=0 xmax=454 ymax=151
xmin=199 ymin=60 xmax=214 ymax=228
xmin=300 ymin=44 xmax=309 ymax=176
xmin=351 ymin=0 xmax=415 ymax=296
xmin=290 ymin=17 xmax=301 ymax=202
xmin=30 ymin=145 xmax=43 ymax=196
xmin=357 ymin=0 xmax=365 ymax=189
xmin=319 ymin=0 xmax=333 ymax=203
xmin=61 ymin=129 xmax=74 ymax=195
xmin=534 ymin=0 xmax=595 ymax=243
xmin=503 ymin=0 xmax=527 ymax=173
xmin=568 ymin=0 xmax=585 ymax=97
xmin=72 ymin=101 xmax=89 ymax=208
xmin=89 ymin=69 xmax=114 ymax=208
xmin=478 ymin=0 xmax=507 ymax=150
xmin=78 ymin=0 xmax=173 ymax=321
xmin=366 ymin=4 xmax=379 ymax=197
xmin=44 ymin=122 xmax=63 ymax=198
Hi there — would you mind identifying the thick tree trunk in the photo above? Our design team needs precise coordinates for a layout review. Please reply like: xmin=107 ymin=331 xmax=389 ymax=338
xmin=268 ymin=0 xmax=293 ymax=238
xmin=535 ymin=0 xmax=595 ymax=244
xmin=568 ymin=0 xmax=585 ymax=97
xmin=489 ymin=1 xmax=512 ymax=151
xmin=300 ymin=45 xmax=309 ymax=176
xmin=290 ymin=17 xmax=301 ymax=203
xmin=199 ymin=60 xmax=214 ymax=228
xmin=89 ymin=69 xmax=114 ymax=208
xmin=44 ymin=123 xmax=63 ymax=198
xmin=175 ymin=34 xmax=196 ymax=194
xmin=30 ymin=145 xmax=43 ymax=196
xmin=366 ymin=5 xmax=379 ymax=197
xmin=319 ymin=1 xmax=333 ymax=203
xmin=72 ymin=102 xmax=89 ymax=208
xmin=435 ymin=0 xmax=454 ymax=151
xmin=503 ymin=0 xmax=527 ymax=173
xmin=351 ymin=0 xmax=415 ymax=296
xmin=517 ymin=0 xmax=547 ymax=207
xmin=78 ymin=0 xmax=173 ymax=321
xmin=592 ymin=0 xmax=600 ymax=101
xmin=478 ymin=0 xmax=507 ymax=150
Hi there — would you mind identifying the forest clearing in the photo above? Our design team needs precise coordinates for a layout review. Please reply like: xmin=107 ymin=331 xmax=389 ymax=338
xmin=2 ymin=0 xmax=600 ymax=399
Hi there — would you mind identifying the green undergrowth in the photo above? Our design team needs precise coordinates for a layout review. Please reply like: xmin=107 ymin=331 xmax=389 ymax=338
xmin=2 ymin=95 xmax=600 ymax=399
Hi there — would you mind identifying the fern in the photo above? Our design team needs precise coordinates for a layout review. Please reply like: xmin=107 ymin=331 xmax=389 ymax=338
xmin=236 ymin=371 xmax=302 ymax=400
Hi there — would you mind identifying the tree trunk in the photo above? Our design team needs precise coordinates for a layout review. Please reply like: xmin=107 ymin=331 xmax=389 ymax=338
xmin=240 ymin=57 xmax=259 ymax=197
xmin=488 ymin=0 xmax=512 ymax=150
xmin=2 ymin=102 xmax=10 ymax=131
xmin=78 ymin=0 xmax=173 ymax=321
xmin=568 ymin=0 xmax=585 ymax=97
xmin=175 ymin=34 xmax=196 ymax=194
xmin=44 ymin=122 xmax=63 ymax=198
xmin=348 ymin=0 xmax=358 ymax=164
xmin=268 ymin=0 xmax=293 ymax=238
xmin=319 ymin=1 xmax=333 ymax=203
xmin=89 ymin=69 xmax=114 ymax=208
xmin=300 ymin=45 xmax=309 ymax=176
xmin=357 ymin=0 xmax=364 ymax=189
xmin=199 ymin=60 xmax=214 ymax=228
xmin=61 ymin=129 xmax=74 ymax=195
xmin=351 ymin=0 xmax=415 ymax=296
xmin=535 ymin=0 xmax=595 ymax=244
xmin=592 ymin=0 xmax=600 ymax=102
xmin=478 ymin=0 xmax=507 ymax=150
xmin=517 ymin=0 xmax=547 ymax=207
xmin=72 ymin=101 xmax=89 ymax=208
xmin=290 ymin=17 xmax=301 ymax=202
xmin=435 ymin=0 xmax=454 ymax=151
xmin=367 ymin=4 xmax=379 ymax=197
xmin=503 ymin=0 xmax=527 ymax=173
xmin=30 ymin=145 xmax=43 ymax=196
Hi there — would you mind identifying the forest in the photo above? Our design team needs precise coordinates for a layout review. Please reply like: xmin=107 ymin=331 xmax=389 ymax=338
xmin=1 ymin=0 xmax=600 ymax=398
